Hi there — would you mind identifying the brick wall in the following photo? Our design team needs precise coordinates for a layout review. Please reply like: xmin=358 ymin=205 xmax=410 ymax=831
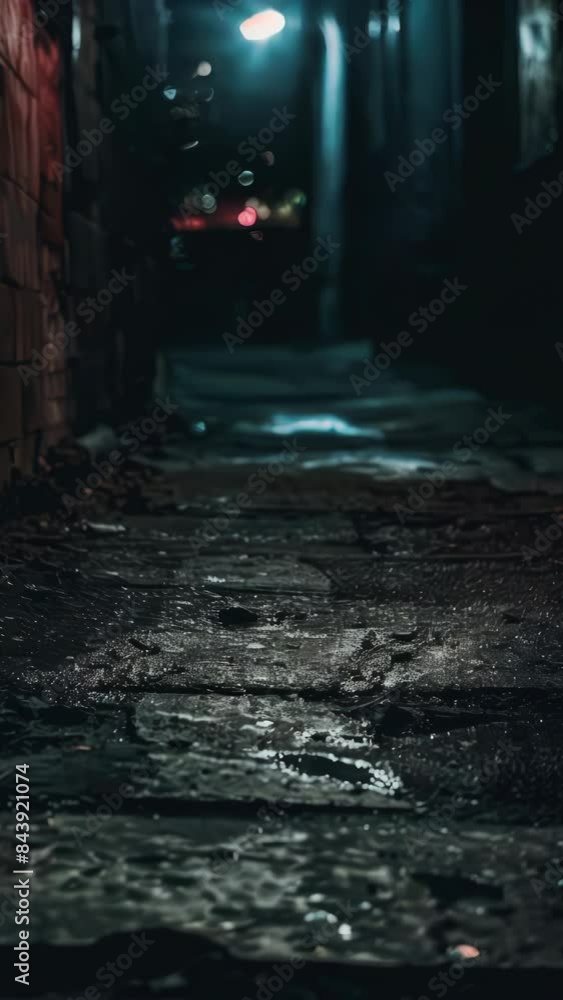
xmin=0 ymin=0 xmax=169 ymax=491
xmin=0 ymin=0 xmax=67 ymax=487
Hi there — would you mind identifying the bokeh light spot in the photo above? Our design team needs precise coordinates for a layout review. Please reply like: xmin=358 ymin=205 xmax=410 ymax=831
xmin=201 ymin=193 xmax=217 ymax=212
xmin=238 ymin=207 xmax=257 ymax=227
xmin=240 ymin=9 xmax=286 ymax=41
xmin=238 ymin=170 xmax=255 ymax=187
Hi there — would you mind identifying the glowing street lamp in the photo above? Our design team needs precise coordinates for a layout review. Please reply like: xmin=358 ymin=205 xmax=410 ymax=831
xmin=239 ymin=9 xmax=286 ymax=41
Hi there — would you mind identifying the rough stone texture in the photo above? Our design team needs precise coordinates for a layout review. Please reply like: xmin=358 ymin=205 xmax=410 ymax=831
xmin=2 ymin=350 xmax=563 ymax=995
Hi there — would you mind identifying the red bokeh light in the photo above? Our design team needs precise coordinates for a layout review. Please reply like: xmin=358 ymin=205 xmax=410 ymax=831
xmin=171 ymin=216 xmax=206 ymax=230
xmin=238 ymin=207 xmax=257 ymax=227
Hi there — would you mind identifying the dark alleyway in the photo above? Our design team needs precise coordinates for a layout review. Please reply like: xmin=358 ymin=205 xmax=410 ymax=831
xmin=2 ymin=348 xmax=563 ymax=996
xmin=3 ymin=0 xmax=563 ymax=995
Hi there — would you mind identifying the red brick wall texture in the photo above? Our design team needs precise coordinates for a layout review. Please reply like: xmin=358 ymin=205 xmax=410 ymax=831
xmin=0 ymin=0 xmax=68 ymax=488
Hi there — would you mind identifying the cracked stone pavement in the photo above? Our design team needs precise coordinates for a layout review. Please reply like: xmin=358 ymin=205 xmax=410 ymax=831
xmin=1 ymin=347 xmax=563 ymax=997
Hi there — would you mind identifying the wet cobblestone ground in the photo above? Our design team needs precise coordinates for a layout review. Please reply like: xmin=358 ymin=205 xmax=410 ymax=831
xmin=1 ymin=348 xmax=563 ymax=997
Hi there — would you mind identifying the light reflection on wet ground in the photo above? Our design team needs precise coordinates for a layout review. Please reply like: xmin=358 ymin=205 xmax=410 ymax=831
xmin=2 ymin=347 xmax=563 ymax=987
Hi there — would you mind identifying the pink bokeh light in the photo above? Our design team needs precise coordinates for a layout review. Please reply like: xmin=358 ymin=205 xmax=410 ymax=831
xmin=238 ymin=207 xmax=258 ymax=227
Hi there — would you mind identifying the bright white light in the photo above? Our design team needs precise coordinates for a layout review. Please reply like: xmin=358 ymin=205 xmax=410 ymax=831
xmin=368 ymin=15 xmax=381 ymax=38
xmin=196 ymin=61 xmax=212 ymax=77
xmin=520 ymin=23 xmax=535 ymax=59
xmin=387 ymin=14 xmax=401 ymax=33
xmin=519 ymin=15 xmax=551 ymax=62
xmin=265 ymin=415 xmax=377 ymax=437
xmin=72 ymin=15 xmax=81 ymax=59
xmin=240 ymin=9 xmax=286 ymax=42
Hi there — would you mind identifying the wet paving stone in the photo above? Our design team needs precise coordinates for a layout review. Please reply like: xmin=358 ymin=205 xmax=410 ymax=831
xmin=3 ymin=352 xmax=563 ymax=990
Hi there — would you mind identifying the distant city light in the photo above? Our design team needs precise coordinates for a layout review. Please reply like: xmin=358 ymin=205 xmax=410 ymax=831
xmin=181 ymin=139 xmax=199 ymax=150
xmin=163 ymin=87 xmax=177 ymax=100
xmin=240 ymin=9 xmax=286 ymax=42
xmin=238 ymin=170 xmax=255 ymax=187
xmin=368 ymin=14 xmax=381 ymax=38
xmin=72 ymin=15 xmax=81 ymax=59
xmin=287 ymin=188 xmax=307 ymax=207
xmin=172 ymin=215 xmax=206 ymax=230
xmin=454 ymin=945 xmax=480 ymax=960
xmin=387 ymin=14 xmax=401 ymax=33
xmin=257 ymin=204 xmax=272 ymax=220
xmin=275 ymin=202 xmax=293 ymax=219
xmin=238 ymin=207 xmax=258 ymax=227
xmin=201 ymin=193 xmax=217 ymax=212
xmin=261 ymin=151 xmax=275 ymax=166
xmin=196 ymin=61 xmax=212 ymax=76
